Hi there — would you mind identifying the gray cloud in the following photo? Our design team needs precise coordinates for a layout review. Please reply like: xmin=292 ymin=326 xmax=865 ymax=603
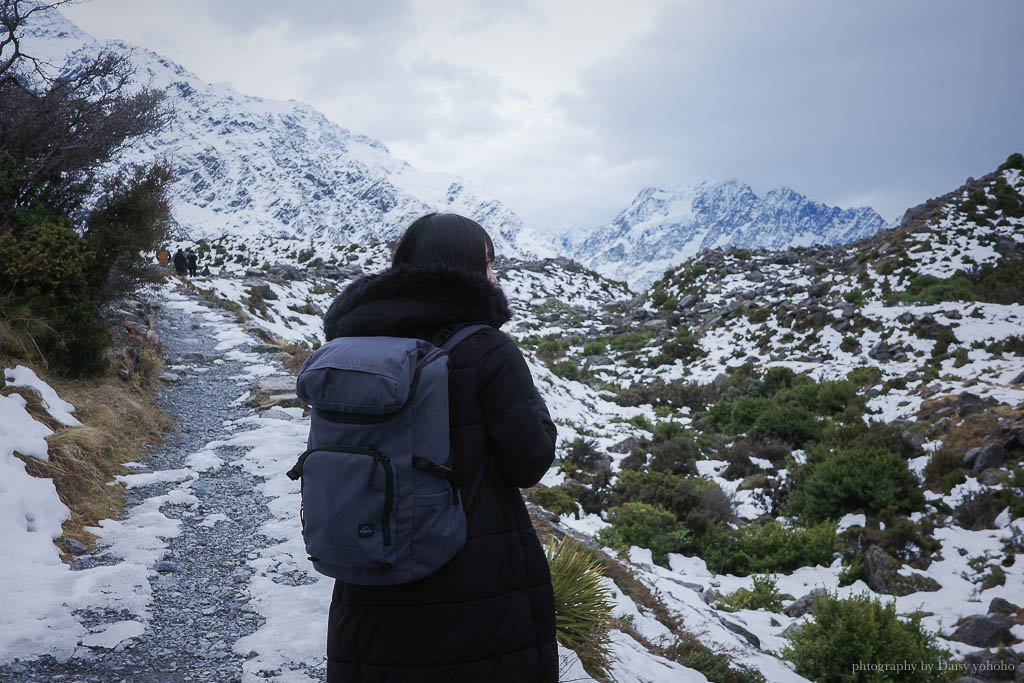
xmin=559 ymin=0 xmax=1024 ymax=221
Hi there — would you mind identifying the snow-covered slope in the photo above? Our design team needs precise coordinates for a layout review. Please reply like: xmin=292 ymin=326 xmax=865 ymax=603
xmin=19 ymin=8 xmax=551 ymax=259
xmin=558 ymin=180 xmax=887 ymax=289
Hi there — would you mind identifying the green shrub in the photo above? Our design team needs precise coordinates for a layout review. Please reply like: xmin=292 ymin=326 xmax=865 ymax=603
xmin=546 ymin=540 xmax=614 ymax=679
xmin=784 ymin=447 xmax=925 ymax=524
xmin=610 ymin=470 xmax=731 ymax=526
xmin=843 ymin=289 xmax=865 ymax=306
xmin=998 ymin=152 xmax=1023 ymax=172
xmin=642 ymin=432 xmax=701 ymax=475
xmin=781 ymin=591 xmax=952 ymax=682
xmin=552 ymin=360 xmax=581 ymax=381
xmin=761 ymin=366 xmax=797 ymax=396
xmin=661 ymin=327 xmax=706 ymax=361
xmin=597 ymin=503 xmax=690 ymax=567
xmin=698 ymin=519 xmax=837 ymax=576
xmin=582 ymin=341 xmax=606 ymax=356
xmin=627 ymin=414 xmax=653 ymax=430
xmin=752 ymin=403 xmax=823 ymax=447
xmin=653 ymin=419 xmax=685 ymax=440
xmin=537 ymin=339 xmax=567 ymax=360
xmin=528 ymin=485 xmax=578 ymax=518
xmin=609 ymin=331 xmax=652 ymax=352
xmin=716 ymin=575 xmax=785 ymax=613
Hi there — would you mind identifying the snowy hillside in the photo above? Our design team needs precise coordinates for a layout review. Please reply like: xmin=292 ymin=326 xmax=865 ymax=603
xmin=558 ymin=180 xmax=887 ymax=289
xmin=18 ymin=8 xmax=550 ymax=259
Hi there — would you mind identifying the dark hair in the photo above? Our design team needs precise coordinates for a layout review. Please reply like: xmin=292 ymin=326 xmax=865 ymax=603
xmin=392 ymin=213 xmax=494 ymax=274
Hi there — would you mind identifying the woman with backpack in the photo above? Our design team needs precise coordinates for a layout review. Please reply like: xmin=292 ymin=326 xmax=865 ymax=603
xmin=320 ymin=212 xmax=558 ymax=682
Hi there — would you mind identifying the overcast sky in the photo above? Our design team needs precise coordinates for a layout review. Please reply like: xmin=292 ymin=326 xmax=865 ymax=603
xmin=64 ymin=0 xmax=1024 ymax=230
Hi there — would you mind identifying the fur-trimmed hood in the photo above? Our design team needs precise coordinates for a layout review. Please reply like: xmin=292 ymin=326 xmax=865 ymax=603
xmin=323 ymin=264 xmax=512 ymax=341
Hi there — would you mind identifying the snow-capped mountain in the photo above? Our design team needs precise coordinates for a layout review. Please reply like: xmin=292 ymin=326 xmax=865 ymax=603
xmin=557 ymin=180 xmax=887 ymax=289
xmin=20 ymin=8 xmax=551 ymax=258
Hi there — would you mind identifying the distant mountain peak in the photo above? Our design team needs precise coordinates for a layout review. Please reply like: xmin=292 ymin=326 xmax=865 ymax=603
xmin=557 ymin=180 xmax=886 ymax=289
xmin=21 ymin=6 xmax=550 ymax=259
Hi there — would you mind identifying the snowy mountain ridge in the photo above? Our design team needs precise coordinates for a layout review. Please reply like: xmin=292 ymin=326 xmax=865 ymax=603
xmin=557 ymin=179 xmax=888 ymax=289
xmin=20 ymin=8 xmax=551 ymax=259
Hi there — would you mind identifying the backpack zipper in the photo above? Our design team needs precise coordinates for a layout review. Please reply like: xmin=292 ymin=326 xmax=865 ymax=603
xmin=290 ymin=445 xmax=394 ymax=546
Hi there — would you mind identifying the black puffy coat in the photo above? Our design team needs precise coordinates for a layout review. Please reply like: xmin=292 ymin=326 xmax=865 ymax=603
xmin=321 ymin=264 xmax=558 ymax=683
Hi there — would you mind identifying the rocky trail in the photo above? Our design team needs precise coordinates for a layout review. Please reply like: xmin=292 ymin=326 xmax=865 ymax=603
xmin=1 ymin=284 xmax=324 ymax=682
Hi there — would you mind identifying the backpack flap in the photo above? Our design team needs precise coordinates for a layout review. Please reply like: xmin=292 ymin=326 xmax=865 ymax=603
xmin=296 ymin=337 xmax=420 ymax=415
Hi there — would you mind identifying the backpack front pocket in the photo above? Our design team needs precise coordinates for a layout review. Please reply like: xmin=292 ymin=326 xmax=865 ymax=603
xmin=299 ymin=446 xmax=396 ymax=569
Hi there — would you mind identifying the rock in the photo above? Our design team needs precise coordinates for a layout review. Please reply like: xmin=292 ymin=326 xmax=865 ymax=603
xmin=716 ymin=615 xmax=760 ymax=648
xmin=987 ymin=598 xmax=1021 ymax=616
xmin=159 ymin=372 xmax=181 ymax=382
xmin=249 ymin=343 xmax=280 ymax=353
xmin=260 ymin=407 xmax=301 ymax=421
xmin=785 ymin=588 xmax=827 ymax=618
xmin=971 ymin=443 xmax=1006 ymax=472
xmin=254 ymin=376 xmax=295 ymax=394
xmin=265 ymin=264 xmax=303 ymax=281
xmin=869 ymin=341 xmax=895 ymax=361
xmin=980 ymin=469 xmax=1010 ymax=486
xmin=863 ymin=545 xmax=941 ymax=596
xmin=931 ymin=416 xmax=951 ymax=435
xmin=958 ymin=392 xmax=987 ymax=417
xmin=948 ymin=615 xmax=1015 ymax=648
xmin=263 ymin=393 xmax=302 ymax=409
xmin=1010 ymin=370 xmax=1024 ymax=385
xmin=678 ymin=294 xmax=697 ymax=310
xmin=745 ymin=270 xmax=765 ymax=282
xmin=154 ymin=560 xmax=179 ymax=573
xmin=960 ymin=649 xmax=1024 ymax=681
xmin=244 ymin=268 xmax=264 ymax=278
xmin=642 ymin=318 xmax=669 ymax=332
xmin=808 ymin=282 xmax=831 ymax=298
xmin=119 ymin=368 xmax=131 ymax=381
xmin=609 ymin=436 xmax=640 ymax=454
xmin=701 ymin=588 xmax=721 ymax=605
xmin=782 ymin=622 xmax=804 ymax=639
xmin=66 ymin=539 xmax=89 ymax=554
xmin=243 ymin=279 xmax=273 ymax=298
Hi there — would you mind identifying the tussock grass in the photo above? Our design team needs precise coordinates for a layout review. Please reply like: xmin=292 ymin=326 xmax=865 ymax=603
xmin=5 ymin=363 xmax=173 ymax=557
xmin=545 ymin=539 xmax=614 ymax=680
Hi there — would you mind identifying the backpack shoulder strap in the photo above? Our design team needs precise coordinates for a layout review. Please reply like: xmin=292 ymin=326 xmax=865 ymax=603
xmin=433 ymin=322 xmax=490 ymax=352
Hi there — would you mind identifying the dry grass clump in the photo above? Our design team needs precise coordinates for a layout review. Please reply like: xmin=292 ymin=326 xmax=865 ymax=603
xmin=6 ymin=365 xmax=173 ymax=557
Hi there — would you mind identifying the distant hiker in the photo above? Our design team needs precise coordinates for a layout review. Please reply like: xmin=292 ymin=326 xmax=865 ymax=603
xmin=201 ymin=264 xmax=211 ymax=276
xmin=317 ymin=213 xmax=558 ymax=682
xmin=172 ymin=249 xmax=187 ymax=276
xmin=186 ymin=249 xmax=198 ymax=277
xmin=156 ymin=249 xmax=170 ymax=266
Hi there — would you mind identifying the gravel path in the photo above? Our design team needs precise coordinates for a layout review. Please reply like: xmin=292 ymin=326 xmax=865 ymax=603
xmin=1 ymin=287 xmax=292 ymax=682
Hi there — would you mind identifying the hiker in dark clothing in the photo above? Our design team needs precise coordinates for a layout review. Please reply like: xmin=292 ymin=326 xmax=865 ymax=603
xmin=321 ymin=213 xmax=558 ymax=683
xmin=172 ymin=249 xmax=187 ymax=276
xmin=186 ymin=249 xmax=198 ymax=277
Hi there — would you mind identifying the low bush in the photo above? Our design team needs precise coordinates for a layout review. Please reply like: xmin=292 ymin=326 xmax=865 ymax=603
xmin=784 ymin=446 xmax=925 ymax=524
xmin=527 ymin=485 xmax=578 ymax=518
xmin=660 ymin=328 xmax=706 ymax=362
xmin=956 ymin=489 xmax=1016 ymax=531
xmin=923 ymin=448 xmax=965 ymax=493
xmin=781 ymin=591 xmax=952 ymax=682
xmin=582 ymin=341 xmax=606 ymax=356
xmin=610 ymin=470 xmax=732 ymax=526
xmin=597 ymin=503 xmax=690 ymax=567
xmin=546 ymin=540 xmax=614 ymax=679
xmin=716 ymin=575 xmax=785 ymax=613
xmin=697 ymin=519 xmax=837 ymax=576
xmin=642 ymin=432 xmax=701 ymax=475
xmin=752 ymin=403 xmax=823 ymax=446
xmin=551 ymin=360 xmax=581 ymax=381
xmin=609 ymin=331 xmax=653 ymax=352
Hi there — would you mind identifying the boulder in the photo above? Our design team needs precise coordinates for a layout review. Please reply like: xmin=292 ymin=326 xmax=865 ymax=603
xmin=948 ymin=615 xmax=1015 ymax=648
xmin=242 ymin=279 xmax=273 ymax=298
xmin=678 ymin=294 xmax=697 ymax=310
xmin=782 ymin=622 xmax=804 ymax=640
xmin=808 ymin=282 xmax=831 ymax=298
xmin=971 ymin=443 xmax=1006 ymax=472
xmin=266 ymin=264 xmax=303 ymax=280
xmin=609 ymin=436 xmax=640 ymax=454
xmin=784 ymin=588 xmax=828 ymax=618
xmin=988 ymin=598 xmax=1021 ymax=617
xmin=863 ymin=545 xmax=941 ymax=596
xmin=958 ymin=392 xmax=987 ymax=417
xmin=960 ymin=649 xmax=1024 ymax=681
xmin=716 ymin=615 xmax=760 ymax=648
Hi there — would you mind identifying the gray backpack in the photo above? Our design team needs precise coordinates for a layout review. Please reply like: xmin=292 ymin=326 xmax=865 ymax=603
xmin=286 ymin=323 xmax=489 ymax=585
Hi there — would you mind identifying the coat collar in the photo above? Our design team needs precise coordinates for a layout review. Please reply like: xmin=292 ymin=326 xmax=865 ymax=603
xmin=323 ymin=264 xmax=512 ymax=341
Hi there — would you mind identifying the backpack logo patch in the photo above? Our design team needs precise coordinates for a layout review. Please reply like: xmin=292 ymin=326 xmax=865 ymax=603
xmin=357 ymin=523 xmax=374 ymax=538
